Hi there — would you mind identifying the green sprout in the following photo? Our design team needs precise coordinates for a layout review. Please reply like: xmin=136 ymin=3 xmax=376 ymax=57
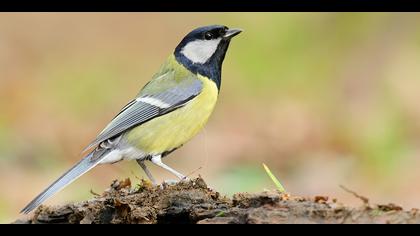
xmin=215 ymin=211 xmax=226 ymax=217
xmin=263 ymin=163 xmax=286 ymax=193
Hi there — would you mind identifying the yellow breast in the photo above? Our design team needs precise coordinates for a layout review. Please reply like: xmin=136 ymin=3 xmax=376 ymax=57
xmin=125 ymin=75 xmax=219 ymax=155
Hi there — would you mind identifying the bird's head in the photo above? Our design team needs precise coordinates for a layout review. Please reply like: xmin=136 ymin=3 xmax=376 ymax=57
xmin=174 ymin=25 xmax=242 ymax=67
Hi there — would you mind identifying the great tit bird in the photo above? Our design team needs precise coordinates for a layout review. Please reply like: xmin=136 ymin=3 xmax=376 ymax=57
xmin=21 ymin=25 xmax=242 ymax=214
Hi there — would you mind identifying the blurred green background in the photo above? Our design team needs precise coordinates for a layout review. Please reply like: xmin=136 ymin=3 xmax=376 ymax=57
xmin=1 ymin=13 xmax=420 ymax=223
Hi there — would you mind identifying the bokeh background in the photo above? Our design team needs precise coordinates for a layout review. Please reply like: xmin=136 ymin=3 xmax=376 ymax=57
xmin=1 ymin=13 xmax=420 ymax=223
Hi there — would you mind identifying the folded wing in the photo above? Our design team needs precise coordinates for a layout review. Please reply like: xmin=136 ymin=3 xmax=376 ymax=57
xmin=83 ymin=70 xmax=203 ymax=152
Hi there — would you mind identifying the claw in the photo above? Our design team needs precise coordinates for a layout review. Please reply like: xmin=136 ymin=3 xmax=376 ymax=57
xmin=158 ymin=177 xmax=190 ymax=189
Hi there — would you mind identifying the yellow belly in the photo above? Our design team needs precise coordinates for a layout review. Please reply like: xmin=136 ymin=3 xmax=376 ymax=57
xmin=125 ymin=75 xmax=218 ymax=155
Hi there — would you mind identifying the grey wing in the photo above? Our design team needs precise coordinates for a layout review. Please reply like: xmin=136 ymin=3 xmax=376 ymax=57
xmin=82 ymin=77 xmax=203 ymax=152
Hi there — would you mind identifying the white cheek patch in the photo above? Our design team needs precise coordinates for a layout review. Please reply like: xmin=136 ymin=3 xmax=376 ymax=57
xmin=181 ymin=38 xmax=221 ymax=64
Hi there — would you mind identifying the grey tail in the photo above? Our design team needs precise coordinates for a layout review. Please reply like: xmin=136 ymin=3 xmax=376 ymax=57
xmin=21 ymin=149 xmax=108 ymax=214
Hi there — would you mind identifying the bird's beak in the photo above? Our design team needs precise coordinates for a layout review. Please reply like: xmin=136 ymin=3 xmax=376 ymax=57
xmin=224 ymin=28 xmax=243 ymax=39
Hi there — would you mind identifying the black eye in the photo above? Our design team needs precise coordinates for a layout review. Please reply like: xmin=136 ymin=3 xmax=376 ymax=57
xmin=204 ymin=32 xmax=213 ymax=40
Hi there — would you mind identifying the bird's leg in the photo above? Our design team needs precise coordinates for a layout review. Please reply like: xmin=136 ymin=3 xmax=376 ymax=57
xmin=150 ymin=155 xmax=188 ymax=181
xmin=136 ymin=159 xmax=157 ymax=185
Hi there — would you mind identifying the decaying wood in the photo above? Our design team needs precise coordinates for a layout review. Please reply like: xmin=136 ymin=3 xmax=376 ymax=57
xmin=14 ymin=177 xmax=420 ymax=224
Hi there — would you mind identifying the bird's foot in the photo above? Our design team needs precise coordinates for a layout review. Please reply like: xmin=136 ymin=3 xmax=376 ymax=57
xmin=159 ymin=177 xmax=190 ymax=188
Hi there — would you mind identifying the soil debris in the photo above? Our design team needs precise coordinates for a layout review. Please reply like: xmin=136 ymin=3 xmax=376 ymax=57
xmin=314 ymin=196 xmax=329 ymax=204
xmin=14 ymin=177 xmax=420 ymax=224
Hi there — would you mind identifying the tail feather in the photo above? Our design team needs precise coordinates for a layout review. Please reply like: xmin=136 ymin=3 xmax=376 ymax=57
xmin=21 ymin=150 xmax=106 ymax=214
